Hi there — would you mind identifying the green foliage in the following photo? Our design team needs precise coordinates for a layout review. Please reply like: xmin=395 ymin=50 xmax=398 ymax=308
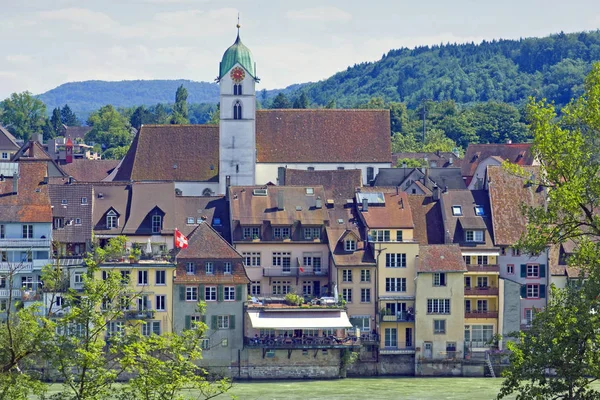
xmin=85 ymin=105 xmax=132 ymax=156
xmin=284 ymin=293 xmax=304 ymax=306
xmin=396 ymin=158 xmax=425 ymax=168
xmin=50 ymin=107 xmax=63 ymax=135
xmin=0 ymin=91 xmax=47 ymax=141
xmin=293 ymin=92 xmax=310 ymax=109
xmin=271 ymin=93 xmax=292 ymax=109
xmin=171 ymin=85 xmax=189 ymax=124
xmin=103 ymin=145 xmax=130 ymax=160
xmin=60 ymin=104 xmax=80 ymax=126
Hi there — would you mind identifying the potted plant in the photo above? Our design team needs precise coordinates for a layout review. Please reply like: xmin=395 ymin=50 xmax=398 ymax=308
xmin=252 ymin=234 xmax=260 ymax=242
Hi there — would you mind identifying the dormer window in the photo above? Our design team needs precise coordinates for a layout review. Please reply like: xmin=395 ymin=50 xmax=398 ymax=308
xmin=152 ymin=215 xmax=162 ymax=234
xmin=205 ymin=262 xmax=214 ymax=275
xmin=186 ymin=262 xmax=195 ymax=274
xmin=345 ymin=239 xmax=356 ymax=252
xmin=106 ymin=210 xmax=118 ymax=229
xmin=465 ymin=230 xmax=484 ymax=242
xmin=474 ymin=206 xmax=485 ymax=216
xmin=452 ymin=206 xmax=462 ymax=216
xmin=273 ymin=227 xmax=290 ymax=239
xmin=233 ymin=101 xmax=242 ymax=120
xmin=187 ymin=217 xmax=194 ymax=224
xmin=233 ymin=83 xmax=243 ymax=95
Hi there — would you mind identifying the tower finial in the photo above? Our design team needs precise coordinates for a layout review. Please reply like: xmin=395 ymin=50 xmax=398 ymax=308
xmin=236 ymin=13 xmax=240 ymax=31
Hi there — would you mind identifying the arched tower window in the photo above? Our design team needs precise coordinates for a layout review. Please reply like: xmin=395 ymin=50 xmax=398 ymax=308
xmin=233 ymin=84 xmax=243 ymax=95
xmin=233 ymin=101 xmax=242 ymax=120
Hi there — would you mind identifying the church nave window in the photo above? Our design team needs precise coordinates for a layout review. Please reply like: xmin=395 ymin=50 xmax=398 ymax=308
xmin=233 ymin=101 xmax=243 ymax=120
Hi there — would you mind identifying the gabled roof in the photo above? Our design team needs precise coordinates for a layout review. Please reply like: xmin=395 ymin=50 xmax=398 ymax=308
xmin=358 ymin=192 xmax=414 ymax=229
xmin=461 ymin=143 xmax=535 ymax=178
xmin=48 ymin=184 xmax=93 ymax=243
xmin=174 ymin=195 xmax=231 ymax=241
xmin=121 ymin=182 xmax=176 ymax=235
xmin=61 ymin=159 xmax=119 ymax=182
xmin=61 ymin=125 xmax=92 ymax=140
xmin=255 ymin=109 xmax=391 ymax=163
xmin=113 ymin=125 xmax=219 ymax=182
xmin=393 ymin=151 xmax=461 ymax=168
xmin=91 ymin=182 xmax=130 ymax=234
xmin=284 ymin=168 xmax=362 ymax=201
xmin=373 ymin=168 xmax=466 ymax=190
xmin=0 ymin=126 xmax=19 ymax=151
xmin=0 ymin=162 xmax=52 ymax=223
xmin=487 ymin=165 xmax=544 ymax=246
xmin=418 ymin=244 xmax=467 ymax=273
xmin=12 ymin=140 xmax=53 ymax=161
xmin=407 ymin=195 xmax=444 ymax=245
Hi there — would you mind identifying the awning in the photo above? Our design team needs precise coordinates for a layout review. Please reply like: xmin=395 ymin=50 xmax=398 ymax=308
xmin=247 ymin=310 xmax=352 ymax=329
xmin=461 ymin=251 xmax=500 ymax=256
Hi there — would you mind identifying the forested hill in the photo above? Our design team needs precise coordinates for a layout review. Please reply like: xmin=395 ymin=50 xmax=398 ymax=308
xmin=300 ymin=30 xmax=600 ymax=108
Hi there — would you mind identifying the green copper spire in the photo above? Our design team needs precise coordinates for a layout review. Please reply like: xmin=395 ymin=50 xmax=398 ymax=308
xmin=219 ymin=22 xmax=256 ymax=80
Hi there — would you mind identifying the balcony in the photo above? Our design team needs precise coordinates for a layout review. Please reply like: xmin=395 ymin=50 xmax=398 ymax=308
xmin=262 ymin=266 xmax=328 ymax=277
xmin=381 ymin=311 xmax=415 ymax=322
xmin=0 ymin=262 xmax=33 ymax=272
xmin=464 ymin=286 xmax=499 ymax=296
xmin=466 ymin=264 xmax=500 ymax=273
xmin=123 ymin=310 xmax=155 ymax=320
xmin=380 ymin=344 xmax=415 ymax=355
xmin=465 ymin=310 xmax=499 ymax=319
xmin=0 ymin=289 xmax=22 ymax=298
xmin=245 ymin=336 xmax=357 ymax=349
xmin=21 ymin=290 xmax=41 ymax=302
xmin=0 ymin=239 xmax=51 ymax=248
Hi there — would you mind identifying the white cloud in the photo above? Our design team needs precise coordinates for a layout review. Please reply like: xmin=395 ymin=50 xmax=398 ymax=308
xmin=36 ymin=7 xmax=119 ymax=32
xmin=5 ymin=55 xmax=33 ymax=64
xmin=286 ymin=6 xmax=352 ymax=22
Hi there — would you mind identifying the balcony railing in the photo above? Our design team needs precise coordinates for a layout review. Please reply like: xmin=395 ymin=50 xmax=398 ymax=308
xmin=381 ymin=311 xmax=415 ymax=322
xmin=0 ymin=239 xmax=51 ymax=248
xmin=245 ymin=335 xmax=356 ymax=349
xmin=262 ymin=266 xmax=328 ymax=277
xmin=466 ymin=264 xmax=500 ymax=273
xmin=0 ymin=262 xmax=33 ymax=272
xmin=464 ymin=286 xmax=499 ymax=296
xmin=123 ymin=310 xmax=155 ymax=320
xmin=0 ymin=289 xmax=22 ymax=298
xmin=465 ymin=310 xmax=499 ymax=319
xmin=380 ymin=344 xmax=415 ymax=354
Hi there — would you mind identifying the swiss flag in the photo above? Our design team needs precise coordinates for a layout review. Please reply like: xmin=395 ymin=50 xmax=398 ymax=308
xmin=174 ymin=229 xmax=189 ymax=249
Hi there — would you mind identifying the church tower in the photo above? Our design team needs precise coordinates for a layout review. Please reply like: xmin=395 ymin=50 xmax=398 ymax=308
xmin=218 ymin=24 xmax=258 ymax=194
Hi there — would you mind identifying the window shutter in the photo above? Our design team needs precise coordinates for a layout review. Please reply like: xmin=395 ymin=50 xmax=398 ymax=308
xmin=201 ymin=315 xmax=206 ymax=323
xmin=199 ymin=285 xmax=205 ymax=301
xmin=236 ymin=285 xmax=243 ymax=301
xmin=229 ymin=315 xmax=236 ymax=330
xmin=540 ymin=285 xmax=546 ymax=298
xmin=218 ymin=285 xmax=224 ymax=302
xmin=441 ymin=273 xmax=446 ymax=286
xmin=520 ymin=285 xmax=527 ymax=298
xmin=185 ymin=315 xmax=191 ymax=330
xmin=539 ymin=264 xmax=546 ymax=278
xmin=211 ymin=315 xmax=217 ymax=330
xmin=179 ymin=286 xmax=185 ymax=301
xmin=520 ymin=264 xmax=527 ymax=278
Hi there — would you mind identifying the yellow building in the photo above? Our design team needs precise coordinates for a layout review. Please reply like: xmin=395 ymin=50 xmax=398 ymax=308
xmin=415 ymin=245 xmax=466 ymax=361
xmin=356 ymin=191 xmax=418 ymax=353
xmin=96 ymin=260 xmax=176 ymax=335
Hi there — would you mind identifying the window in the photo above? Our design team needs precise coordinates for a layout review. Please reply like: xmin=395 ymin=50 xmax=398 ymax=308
xmin=342 ymin=288 xmax=352 ymax=302
xmin=106 ymin=210 xmax=117 ymax=229
xmin=385 ymin=277 xmax=406 ymax=292
xmin=361 ymin=288 xmax=371 ymax=303
xmin=527 ymin=264 xmax=539 ymax=278
xmin=101 ymin=271 xmax=108 ymax=281
xmin=427 ymin=299 xmax=451 ymax=314
xmin=384 ymin=328 xmax=397 ymax=347
xmin=0 ymin=225 xmax=3 ymax=239
xmin=396 ymin=231 xmax=403 ymax=242
xmin=370 ymin=230 xmax=390 ymax=242
xmin=303 ymin=228 xmax=321 ymax=240
xmin=0 ymin=276 xmax=5 ymax=288
xmin=337 ymin=166 xmax=345 ymax=170
xmin=360 ymin=269 xmax=371 ymax=282
xmin=501 ymin=247 xmax=506 ymax=256
xmin=152 ymin=215 xmax=162 ymax=233
xmin=138 ymin=295 xmax=149 ymax=310
xmin=303 ymin=281 xmax=312 ymax=296
xmin=81 ymin=197 xmax=88 ymax=205
xmin=273 ymin=227 xmax=290 ymax=239
xmin=142 ymin=321 xmax=161 ymax=336
xmin=75 ymin=218 xmax=81 ymax=225
xmin=205 ymin=262 xmax=214 ymax=274
xmin=21 ymin=276 xmax=33 ymax=290
xmin=22 ymin=224 xmax=33 ymax=239
xmin=345 ymin=239 xmax=356 ymax=251
xmin=434 ymin=320 xmax=446 ymax=334
xmin=465 ymin=299 xmax=471 ymax=313
xmin=120 ymin=270 xmax=130 ymax=284
xmin=366 ymin=167 xmax=375 ymax=183
xmin=512 ymin=247 xmax=521 ymax=256
xmin=186 ymin=263 xmax=195 ymax=274
xmin=186 ymin=287 xmax=198 ymax=301
xmin=137 ymin=270 xmax=148 ymax=285
xmin=477 ymin=255 xmax=489 ymax=265
xmin=474 ymin=206 xmax=485 ymax=216
xmin=55 ymin=296 xmax=64 ymax=307
xmin=155 ymin=270 xmax=166 ymax=285
xmin=187 ymin=217 xmax=195 ymax=224
xmin=526 ymin=284 xmax=540 ymax=298
xmin=205 ymin=286 xmax=217 ymax=301
xmin=249 ymin=281 xmax=261 ymax=296
xmin=272 ymin=280 xmax=291 ymax=295
xmin=224 ymin=286 xmax=235 ymax=301
xmin=74 ymin=272 xmax=83 ymax=284
xmin=61 ymin=199 xmax=68 ymax=205
xmin=1 ymin=153 xmax=7 ymax=159
xmin=0 ymin=299 xmax=6 ymax=311
xmin=349 ymin=317 xmax=370 ymax=331
xmin=156 ymin=295 xmax=166 ymax=311
xmin=466 ymin=230 xmax=484 ymax=242
xmin=53 ymin=217 xmax=64 ymax=229
xmin=476 ymin=299 xmax=488 ymax=312
xmin=342 ymin=269 xmax=353 ymax=282
xmin=217 ymin=315 xmax=230 ymax=329
xmin=386 ymin=253 xmax=406 ymax=268
xmin=224 ymin=262 xmax=232 ymax=274
xmin=213 ymin=217 xmax=221 ymax=226
xmin=190 ymin=315 xmax=203 ymax=329
xmin=302 ymin=253 xmax=322 ymax=273
xmin=233 ymin=83 xmax=243 ymax=95
xmin=507 ymin=264 xmax=515 ymax=275
xmin=243 ymin=252 xmax=261 ymax=267
xmin=477 ymin=276 xmax=488 ymax=288
xmin=463 ymin=256 xmax=471 ymax=265
xmin=433 ymin=273 xmax=446 ymax=287
xmin=233 ymin=101 xmax=242 ymax=120
xmin=451 ymin=206 xmax=462 ymax=216
xmin=525 ymin=309 xmax=534 ymax=325
xmin=465 ymin=325 xmax=494 ymax=345
xmin=307 ymin=167 xmax=315 ymax=171
xmin=108 ymin=321 xmax=124 ymax=336
xmin=243 ymin=227 xmax=260 ymax=239
xmin=272 ymin=252 xmax=291 ymax=272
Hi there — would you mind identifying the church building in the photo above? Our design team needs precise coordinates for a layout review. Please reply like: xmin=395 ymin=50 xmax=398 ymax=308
xmin=110 ymin=28 xmax=392 ymax=195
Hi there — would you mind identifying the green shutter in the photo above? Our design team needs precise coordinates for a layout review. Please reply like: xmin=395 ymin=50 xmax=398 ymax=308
xmin=540 ymin=285 xmax=546 ymax=298
xmin=520 ymin=264 xmax=527 ymax=278
xmin=179 ymin=286 xmax=185 ymax=301
xmin=229 ymin=315 xmax=235 ymax=330
xmin=218 ymin=285 xmax=224 ymax=302
xmin=201 ymin=315 xmax=206 ymax=323
xmin=520 ymin=285 xmax=527 ymax=298
xmin=236 ymin=285 xmax=242 ymax=301
xmin=539 ymin=264 xmax=546 ymax=278
xmin=199 ymin=285 xmax=205 ymax=301
xmin=185 ymin=315 xmax=191 ymax=330
xmin=211 ymin=315 xmax=217 ymax=330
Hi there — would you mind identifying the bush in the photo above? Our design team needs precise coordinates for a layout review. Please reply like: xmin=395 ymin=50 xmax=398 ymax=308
xmin=284 ymin=293 xmax=304 ymax=306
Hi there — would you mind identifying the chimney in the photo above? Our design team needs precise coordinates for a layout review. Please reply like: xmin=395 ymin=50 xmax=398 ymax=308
xmin=436 ymin=149 xmax=441 ymax=157
xmin=12 ymin=172 xmax=18 ymax=194
xmin=402 ymin=162 xmax=407 ymax=168
xmin=432 ymin=184 xmax=440 ymax=201
xmin=225 ymin=175 xmax=231 ymax=200
xmin=31 ymin=132 xmax=43 ymax=144
xmin=449 ymin=156 xmax=453 ymax=165
xmin=277 ymin=190 xmax=284 ymax=211
xmin=315 ymin=196 xmax=322 ymax=209
xmin=424 ymin=167 xmax=432 ymax=190
xmin=67 ymin=176 xmax=73 ymax=185
xmin=362 ymin=198 xmax=368 ymax=212
xmin=396 ymin=185 xmax=400 ymax=196
xmin=399 ymin=198 xmax=404 ymax=209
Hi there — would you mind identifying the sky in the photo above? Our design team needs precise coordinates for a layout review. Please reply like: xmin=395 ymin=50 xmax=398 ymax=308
xmin=1 ymin=0 xmax=599 ymax=99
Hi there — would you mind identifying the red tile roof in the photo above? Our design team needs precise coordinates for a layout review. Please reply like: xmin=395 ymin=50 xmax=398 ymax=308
xmin=418 ymin=244 xmax=467 ymax=272
xmin=284 ymin=168 xmax=362 ymax=201
xmin=407 ymin=195 xmax=444 ymax=245
xmin=0 ymin=162 xmax=52 ymax=223
xmin=461 ymin=143 xmax=535 ymax=178
xmin=358 ymin=192 xmax=414 ymax=229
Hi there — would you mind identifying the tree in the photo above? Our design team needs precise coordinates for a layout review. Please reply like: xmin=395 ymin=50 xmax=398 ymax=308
xmin=149 ymin=103 xmax=170 ymax=125
xmin=103 ymin=145 xmax=129 ymax=160
xmin=171 ymin=85 xmax=189 ymax=124
xmin=130 ymin=106 xmax=152 ymax=130
xmin=208 ymin=103 xmax=220 ymax=125
xmin=293 ymin=92 xmax=310 ymax=109
xmin=49 ymin=107 xmax=63 ymax=136
xmin=85 ymin=105 xmax=132 ymax=153
xmin=498 ymin=62 xmax=600 ymax=400
xmin=396 ymin=158 xmax=424 ymax=168
xmin=271 ymin=93 xmax=291 ymax=109
xmin=0 ymin=91 xmax=47 ymax=141
xmin=421 ymin=128 xmax=459 ymax=153
xmin=60 ymin=104 xmax=80 ymax=126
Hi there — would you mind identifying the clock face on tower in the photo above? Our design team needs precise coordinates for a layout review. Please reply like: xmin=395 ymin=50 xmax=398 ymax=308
xmin=230 ymin=67 xmax=245 ymax=83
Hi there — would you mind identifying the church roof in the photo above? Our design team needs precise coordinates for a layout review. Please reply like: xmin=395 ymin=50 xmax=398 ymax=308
xmin=219 ymin=34 xmax=256 ymax=79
